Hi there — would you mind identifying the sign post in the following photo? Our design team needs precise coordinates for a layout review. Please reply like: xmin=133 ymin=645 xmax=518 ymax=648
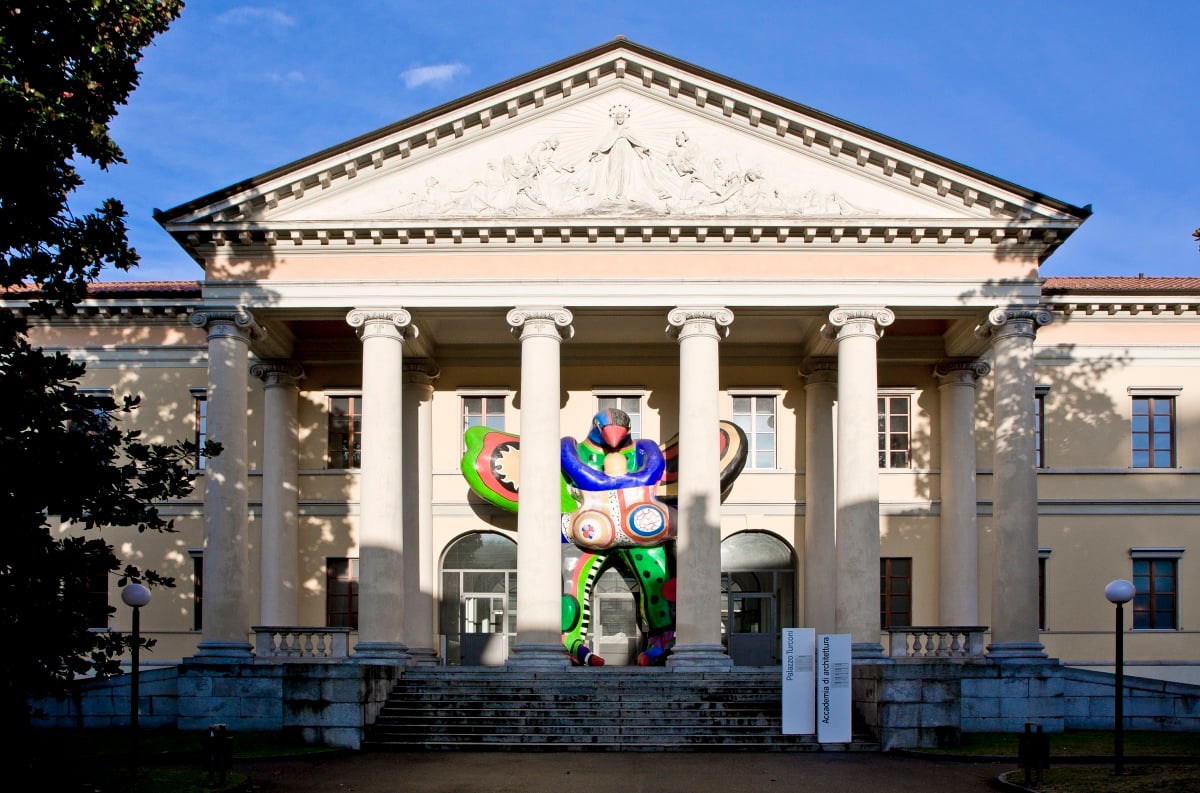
xmin=781 ymin=628 xmax=815 ymax=734
xmin=816 ymin=633 xmax=852 ymax=743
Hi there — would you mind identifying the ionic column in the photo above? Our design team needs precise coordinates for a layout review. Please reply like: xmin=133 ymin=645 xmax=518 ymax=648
xmin=934 ymin=360 xmax=990 ymax=627
xmin=800 ymin=359 xmax=837 ymax=635
xmin=667 ymin=307 xmax=734 ymax=670
xmin=190 ymin=308 xmax=264 ymax=659
xmin=346 ymin=309 xmax=415 ymax=661
xmin=506 ymin=307 xmax=573 ymax=668
xmin=402 ymin=360 xmax=439 ymax=664
xmin=825 ymin=306 xmax=893 ymax=660
xmin=978 ymin=307 xmax=1051 ymax=659
xmin=251 ymin=361 xmax=305 ymax=627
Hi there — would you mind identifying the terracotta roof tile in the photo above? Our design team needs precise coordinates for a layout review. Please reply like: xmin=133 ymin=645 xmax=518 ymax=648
xmin=1042 ymin=276 xmax=1200 ymax=293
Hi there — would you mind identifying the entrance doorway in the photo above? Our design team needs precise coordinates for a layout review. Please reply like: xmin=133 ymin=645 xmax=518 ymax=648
xmin=721 ymin=531 xmax=796 ymax=666
xmin=440 ymin=532 xmax=517 ymax=666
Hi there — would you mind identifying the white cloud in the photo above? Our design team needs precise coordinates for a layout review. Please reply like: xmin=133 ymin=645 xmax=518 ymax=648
xmin=265 ymin=70 xmax=305 ymax=85
xmin=216 ymin=6 xmax=298 ymax=29
xmin=399 ymin=63 xmax=467 ymax=89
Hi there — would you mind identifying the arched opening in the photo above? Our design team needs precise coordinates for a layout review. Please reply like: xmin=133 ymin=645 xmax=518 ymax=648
xmin=439 ymin=531 xmax=517 ymax=666
xmin=721 ymin=531 xmax=796 ymax=666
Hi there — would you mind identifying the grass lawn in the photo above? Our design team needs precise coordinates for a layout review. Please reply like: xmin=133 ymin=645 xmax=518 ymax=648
xmin=29 ymin=727 xmax=340 ymax=793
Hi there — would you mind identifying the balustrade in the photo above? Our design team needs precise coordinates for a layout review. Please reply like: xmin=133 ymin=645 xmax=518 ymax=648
xmin=886 ymin=626 xmax=987 ymax=659
xmin=253 ymin=627 xmax=352 ymax=660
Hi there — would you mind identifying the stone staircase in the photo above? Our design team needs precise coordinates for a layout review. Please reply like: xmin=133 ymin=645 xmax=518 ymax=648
xmin=362 ymin=667 xmax=880 ymax=751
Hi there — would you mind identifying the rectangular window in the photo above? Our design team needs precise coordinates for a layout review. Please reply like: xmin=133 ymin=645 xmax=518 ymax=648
xmin=327 ymin=395 xmax=362 ymax=469
xmin=463 ymin=395 xmax=506 ymax=434
xmin=192 ymin=390 xmax=208 ymax=470
xmin=326 ymin=558 xmax=359 ymax=629
xmin=1038 ymin=549 xmax=1052 ymax=631
xmin=880 ymin=557 xmax=912 ymax=629
xmin=596 ymin=394 xmax=642 ymax=439
xmin=1131 ymin=396 xmax=1176 ymax=468
xmin=1034 ymin=387 xmax=1049 ymax=469
xmin=190 ymin=550 xmax=203 ymax=631
xmin=878 ymin=394 xmax=911 ymax=469
xmin=1132 ymin=556 xmax=1178 ymax=630
xmin=732 ymin=395 xmax=776 ymax=469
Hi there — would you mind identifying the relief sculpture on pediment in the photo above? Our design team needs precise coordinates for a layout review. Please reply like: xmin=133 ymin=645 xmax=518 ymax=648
xmin=370 ymin=102 xmax=879 ymax=220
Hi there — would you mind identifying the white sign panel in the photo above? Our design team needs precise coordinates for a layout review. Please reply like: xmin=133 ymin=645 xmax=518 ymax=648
xmin=780 ymin=628 xmax=815 ymax=735
xmin=816 ymin=633 xmax=852 ymax=743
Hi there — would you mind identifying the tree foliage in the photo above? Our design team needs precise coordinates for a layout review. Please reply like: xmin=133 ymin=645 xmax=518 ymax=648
xmin=0 ymin=1 xmax=195 ymax=727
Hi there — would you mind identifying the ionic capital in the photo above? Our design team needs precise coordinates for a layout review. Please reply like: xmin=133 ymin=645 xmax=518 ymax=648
xmin=250 ymin=361 xmax=306 ymax=388
xmin=799 ymin=358 xmax=838 ymax=386
xmin=346 ymin=308 xmax=416 ymax=342
xmin=934 ymin=359 xmax=991 ymax=386
xmin=821 ymin=306 xmax=894 ymax=342
xmin=975 ymin=306 xmax=1052 ymax=342
xmin=506 ymin=307 xmax=574 ymax=341
xmin=666 ymin=306 xmax=734 ymax=342
xmin=403 ymin=359 xmax=441 ymax=388
xmin=190 ymin=308 xmax=266 ymax=343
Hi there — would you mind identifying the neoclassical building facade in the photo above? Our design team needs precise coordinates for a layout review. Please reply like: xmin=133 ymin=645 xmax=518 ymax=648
xmin=22 ymin=40 xmax=1199 ymax=686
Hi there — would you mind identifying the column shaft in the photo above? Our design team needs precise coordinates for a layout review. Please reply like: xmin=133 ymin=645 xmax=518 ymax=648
xmin=190 ymin=309 xmax=261 ymax=659
xmin=253 ymin=363 xmax=304 ymax=627
xmin=507 ymin=308 xmax=572 ymax=667
xmin=801 ymin=361 xmax=837 ymax=634
xmin=667 ymin=307 xmax=734 ymax=670
xmin=934 ymin=361 xmax=988 ymax=627
xmin=982 ymin=308 xmax=1050 ymax=658
xmin=402 ymin=362 xmax=439 ymax=664
xmin=828 ymin=306 xmax=893 ymax=660
xmin=347 ymin=309 xmax=413 ymax=661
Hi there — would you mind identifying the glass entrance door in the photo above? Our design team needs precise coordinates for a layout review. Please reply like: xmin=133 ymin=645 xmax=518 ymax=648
xmin=461 ymin=593 xmax=507 ymax=666
xmin=727 ymin=592 xmax=777 ymax=665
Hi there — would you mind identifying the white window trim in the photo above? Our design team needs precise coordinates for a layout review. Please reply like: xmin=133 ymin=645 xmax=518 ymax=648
xmin=728 ymin=388 xmax=783 ymax=471
xmin=1129 ymin=547 xmax=1185 ymax=559
xmin=1127 ymin=386 xmax=1182 ymax=396
xmin=878 ymin=387 xmax=918 ymax=470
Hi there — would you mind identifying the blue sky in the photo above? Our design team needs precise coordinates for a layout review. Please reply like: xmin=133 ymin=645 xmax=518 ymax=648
xmin=72 ymin=1 xmax=1199 ymax=281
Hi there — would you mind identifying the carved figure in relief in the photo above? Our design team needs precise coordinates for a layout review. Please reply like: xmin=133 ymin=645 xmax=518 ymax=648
xmin=584 ymin=105 xmax=672 ymax=209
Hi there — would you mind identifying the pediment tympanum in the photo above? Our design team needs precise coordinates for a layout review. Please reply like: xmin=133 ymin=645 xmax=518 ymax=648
xmin=272 ymin=87 xmax=956 ymax=223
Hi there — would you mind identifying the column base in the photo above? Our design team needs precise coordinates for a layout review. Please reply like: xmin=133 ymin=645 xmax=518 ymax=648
xmin=353 ymin=641 xmax=410 ymax=664
xmin=666 ymin=644 xmax=732 ymax=671
xmin=193 ymin=641 xmax=253 ymax=661
xmin=506 ymin=643 xmax=571 ymax=669
xmin=851 ymin=642 xmax=887 ymax=662
xmin=404 ymin=647 xmax=440 ymax=667
xmin=985 ymin=641 xmax=1047 ymax=661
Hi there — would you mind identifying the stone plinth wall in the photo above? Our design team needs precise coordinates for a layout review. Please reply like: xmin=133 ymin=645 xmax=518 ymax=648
xmin=1061 ymin=667 xmax=1200 ymax=731
xmin=32 ymin=666 xmax=180 ymax=730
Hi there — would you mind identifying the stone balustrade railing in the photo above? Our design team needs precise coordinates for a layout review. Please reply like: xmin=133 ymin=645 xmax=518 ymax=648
xmin=253 ymin=626 xmax=353 ymax=660
xmin=886 ymin=626 xmax=987 ymax=659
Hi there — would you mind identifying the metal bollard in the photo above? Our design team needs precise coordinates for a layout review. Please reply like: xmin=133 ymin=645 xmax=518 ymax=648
xmin=205 ymin=723 xmax=234 ymax=785
xmin=1017 ymin=722 xmax=1050 ymax=787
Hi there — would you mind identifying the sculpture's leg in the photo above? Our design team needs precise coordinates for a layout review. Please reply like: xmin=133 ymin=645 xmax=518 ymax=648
xmin=619 ymin=544 xmax=677 ymax=665
xmin=562 ymin=549 xmax=608 ymax=666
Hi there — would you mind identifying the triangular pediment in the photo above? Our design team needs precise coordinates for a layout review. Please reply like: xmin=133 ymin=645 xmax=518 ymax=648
xmin=159 ymin=39 xmax=1088 ymax=252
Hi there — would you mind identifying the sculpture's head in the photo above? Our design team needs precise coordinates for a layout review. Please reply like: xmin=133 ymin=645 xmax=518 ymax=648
xmin=588 ymin=408 xmax=632 ymax=450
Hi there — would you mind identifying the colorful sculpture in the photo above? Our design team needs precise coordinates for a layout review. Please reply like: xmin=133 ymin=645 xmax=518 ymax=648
xmin=462 ymin=408 xmax=747 ymax=666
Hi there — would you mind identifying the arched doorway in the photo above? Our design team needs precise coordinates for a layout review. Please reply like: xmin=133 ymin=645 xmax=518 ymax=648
xmin=721 ymin=531 xmax=796 ymax=666
xmin=439 ymin=532 xmax=517 ymax=666
xmin=561 ymin=543 xmax=642 ymax=665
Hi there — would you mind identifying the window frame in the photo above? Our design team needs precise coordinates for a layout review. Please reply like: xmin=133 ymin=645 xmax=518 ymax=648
xmin=877 ymin=389 xmax=914 ymax=470
xmin=1130 ymin=547 xmax=1183 ymax=631
xmin=190 ymin=387 xmax=208 ymax=470
xmin=1034 ymin=386 xmax=1050 ymax=469
xmin=879 ymin=556 xmax=912 ymax=629
xmin=459 ymin=390 xmax=510 ymax=451
xmin=189 ymin=548 xmax=203 ymax=631
xmin=326 ymin=557 xmax=360 ymax=629
xmin=1038 ymin=548 xmax=1052 ymax=631
xmin=325 ymin=391 xmax=363 ymax=470
xmin=729 ymin=390 xmax=780 ymax=471
xmin=1128 ymin=388 xmax=1180 ymax=469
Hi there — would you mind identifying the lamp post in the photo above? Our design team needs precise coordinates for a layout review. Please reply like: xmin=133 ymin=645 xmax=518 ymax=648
xmin=1104 ymin=578 xmax=1135 ymax=776
xmin=122 ymin=583 xmax=151 ymax=777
